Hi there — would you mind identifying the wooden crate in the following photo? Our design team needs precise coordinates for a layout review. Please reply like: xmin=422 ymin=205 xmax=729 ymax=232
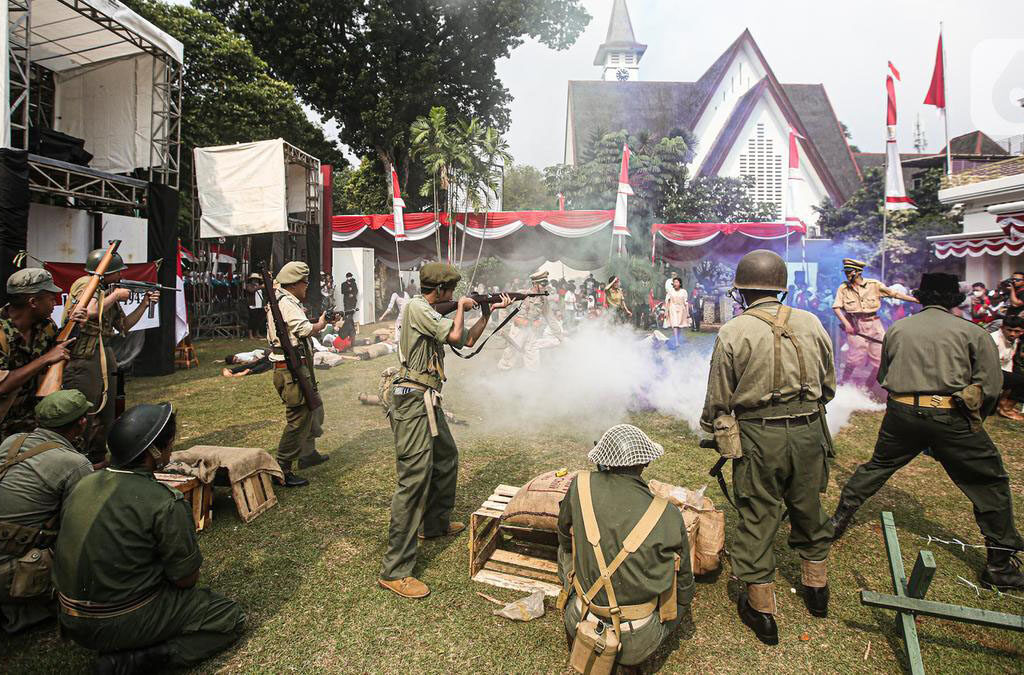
xmin=154 ymin=473 xmax=213 ymax=532
xmin=231 ymin=472 xmax=278 ymax=523
xmin=469 ymin=484 xmax=562 ymax=597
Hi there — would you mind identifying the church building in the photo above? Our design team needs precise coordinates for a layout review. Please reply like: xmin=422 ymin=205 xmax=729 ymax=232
xmin=565 ymin=0 xmax=863 ymax=234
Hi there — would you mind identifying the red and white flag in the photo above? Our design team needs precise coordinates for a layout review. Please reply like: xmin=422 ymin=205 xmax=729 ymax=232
xmin=390 ymin=167 xmax=406 ymax=240
xmin=887 ymin=61 xmax=901 ymax=81
xmin=886 ymin=75 xmax=898 ymax=128
xmin=613 ymin=144 xmax=632 ymax=237
xmin=785 ymin=130 xmax=807 ymax=230
xmin=884 ymin=73 xmax=916 ymax=211
xmin=924 ymin=32 xmax=945 ymax=110
xmin=175 ymin=242 xmax=189 ymax=345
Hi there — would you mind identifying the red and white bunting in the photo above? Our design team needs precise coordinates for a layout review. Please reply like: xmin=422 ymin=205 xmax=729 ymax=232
xmin=390 ymin=167 xmax=406 ymax=240
xmin=613 ymin=144 xmax=632 ymax=237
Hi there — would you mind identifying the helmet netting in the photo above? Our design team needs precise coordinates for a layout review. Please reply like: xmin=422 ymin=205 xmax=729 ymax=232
xmin=588 ymin=424 xmax=665 ymax=467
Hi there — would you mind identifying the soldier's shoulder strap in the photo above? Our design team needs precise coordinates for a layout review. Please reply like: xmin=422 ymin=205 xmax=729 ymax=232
xmin=0 ymin=435 xmax=64 ymax=479
xmin=744 ymin=305 xmax=810 ymax=401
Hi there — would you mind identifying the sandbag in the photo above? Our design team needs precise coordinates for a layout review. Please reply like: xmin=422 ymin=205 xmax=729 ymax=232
xmin=502 ymin=470 xmax=577 ymax=531
xmin=647 ymin=479 xmax=724 ymax=576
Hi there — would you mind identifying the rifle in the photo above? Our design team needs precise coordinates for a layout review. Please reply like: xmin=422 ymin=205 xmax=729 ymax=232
xmin=37 ymin=240 xmax=121 ymax=397
xmin=431 ymin=291 xmax=548 ymax=316
xmin=846 ymin=330 xmax=884 ymax=345
xmin=262 ymin=268 xmax=323 ymax=412
xmin=109 ymin=280 xmax=180 ymax=318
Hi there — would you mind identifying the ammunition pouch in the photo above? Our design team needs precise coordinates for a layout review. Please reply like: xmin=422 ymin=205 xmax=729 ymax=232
xmin=0 ymin=521 xmax=57 ymax=557
xmin=1 ymin=547 xmax=54 ymax=601
xmin=712 ymin=415 xmax=743 ymax=459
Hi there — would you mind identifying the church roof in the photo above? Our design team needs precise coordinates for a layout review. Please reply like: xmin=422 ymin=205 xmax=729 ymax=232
xmin=941 ymin=130 xmax=1009 ymax=156
xmin=782 ymin=84 xmax=862 ymax=200
xmin=594 ymin=0 xmax=646 ymax=65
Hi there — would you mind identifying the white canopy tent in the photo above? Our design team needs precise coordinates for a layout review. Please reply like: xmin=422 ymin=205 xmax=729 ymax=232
xmin=3 ymin=0 xmax=183 ymax=188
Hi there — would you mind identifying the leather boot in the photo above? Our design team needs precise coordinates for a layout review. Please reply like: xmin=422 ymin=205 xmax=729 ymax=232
xmin=980 ymin=548 xmax=1024 ymax=591
xmin=996 ymin=393 xmax=1024 ymax=421
xmin=94 ymin=643 xmax=172 ymax=675
xmin=298 ymin=451 xmax=330 ymax=469
xmin=737 ymin=583 xmax=778 ymax=646
xmin=829 ymin=498 xmax=859 ymax=542
xmin=273 ymin=461 xmax=310 ymax=488
xmin=801 ymin=559 xmax=829 ymax=618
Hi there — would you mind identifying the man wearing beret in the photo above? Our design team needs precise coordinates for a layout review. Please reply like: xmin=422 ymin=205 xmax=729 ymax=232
xmin=0 ymin=389 xmax=93 ymax=633
xmin=0 ymin=269 xmax=80 ymax=439
xmin=266 ymin=261 xmax=330 ymax=487
xmin=832 ymin=258 xmax=917 ymax=389
xmin=378 ymin=262 xmax=510 ymax=599
xmin=831 ymin=273 xmax=1024 ymax=591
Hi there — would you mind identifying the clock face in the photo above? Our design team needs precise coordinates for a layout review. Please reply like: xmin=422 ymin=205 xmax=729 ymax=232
xmin=616 ymin=68 xmax=630 ymax=81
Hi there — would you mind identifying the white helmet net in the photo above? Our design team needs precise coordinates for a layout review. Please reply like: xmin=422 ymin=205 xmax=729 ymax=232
xmin=588 ymin=424 xmax=665 ymax=467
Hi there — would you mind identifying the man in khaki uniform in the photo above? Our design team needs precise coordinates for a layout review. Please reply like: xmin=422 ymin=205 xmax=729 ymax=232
xmin=0 ymin=269 xmax=78 ymax=438
xmin=702 ymin=250 xmax=836 ymax=645
xmin=266 ymin=262 xmax=329 ymax=487
xmin=0 ymin=390 xmax=92 ymax=634
xmin=497 ymin=270 xmax=562 ymax=371
xmin=63 ymin=249 xmax=159 ymax=464
xmin=558 ymin=425 xmax=695 ymax=670
xmin=832 ymin=258 xmax=916 ymax=388
xmin=378 ymin=263 xmax=510 ymax=599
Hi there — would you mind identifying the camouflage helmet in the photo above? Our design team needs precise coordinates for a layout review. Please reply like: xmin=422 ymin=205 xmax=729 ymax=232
xmin=108 ymin=403 xmax=174 ymax=468
xmin=85 ymin=248 xmax=127 ymax=275
xmin=733 ymin=249 xmax=788 ymax=292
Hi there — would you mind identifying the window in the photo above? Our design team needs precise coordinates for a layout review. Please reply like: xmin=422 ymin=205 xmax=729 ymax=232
xmin=737 ymin=123 xmax=783 ymax=219
xmin=623 ymin=53 xmax=634 ymax=65
xmin=610 ymin=53 xmax=620 ymax=65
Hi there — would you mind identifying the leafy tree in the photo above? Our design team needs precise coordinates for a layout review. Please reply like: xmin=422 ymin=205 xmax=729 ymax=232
xmin=123 ymin=1 xmax=346 ymax=232
xmin=334 ymin=157 xmax=390 ymax=215
xmin=196 ymin=0 xmax=589 ymax=190
xmin=662 ymin=175 xmax=778 ymax=224
xmin=502 ymin=165 xmax=552 ymax=211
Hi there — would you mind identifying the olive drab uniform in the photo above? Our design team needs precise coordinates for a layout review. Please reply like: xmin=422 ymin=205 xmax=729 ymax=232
xmin=266 ymin=284 xmax=323 ymax=468
xmin=380 ymin=295 xmax=464 ymax=581
xmin=54 ymin=468 xmax=244 ymax=665
xmin=832 ymin=278 xmax=896 ymax=382
xmin=701 ymin=297 xmax=836 ymax=584
xmin=837 ymin=306 xmax=1024 ymax=550
xmin=62 ymin=277 xmax=126 ymax=461
xmin=0 ymin=309 xmax=58 ymax=437
xmin=0 ymin=429 xmax=91 ymax=633
xmin=557 ymin=471 xmax=695 ymax=667
xmin=497 ymin=293 xmax=561 ymax=372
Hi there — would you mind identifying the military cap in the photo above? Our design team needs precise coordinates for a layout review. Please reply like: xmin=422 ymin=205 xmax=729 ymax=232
xmin=420 ymin=262 xmax=461 ymax=288
xmin=34 ymin=389 xmax=92 ymax=428
xmin=842 ymin=258 xmax=867 ymax=270
xmin=276 ymin=261 xmax=310 ymax=285
xmin=529 ymin=270 xmax=549 ymax=283
xmin=6 ymin=268 xmax=62 ymax=296
xmin=248 ymin=272 xmax=262 ymax=281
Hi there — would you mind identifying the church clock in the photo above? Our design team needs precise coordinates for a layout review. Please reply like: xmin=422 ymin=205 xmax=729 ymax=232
xmin=615 ymin=68 xmax=630 ymax=81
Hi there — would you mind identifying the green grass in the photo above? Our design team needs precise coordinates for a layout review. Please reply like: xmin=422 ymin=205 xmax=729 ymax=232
xmin=4 ymin=330 xmax=1023 ymax=673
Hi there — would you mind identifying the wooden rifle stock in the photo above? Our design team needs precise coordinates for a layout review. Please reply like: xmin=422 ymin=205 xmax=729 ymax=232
xmin=262 ymin=269 xmax=323 ymax=411
xmin=36 ymin=240 xmax=122 ymax=397
xmin=432 ymin=291 xmax=549 ymax=316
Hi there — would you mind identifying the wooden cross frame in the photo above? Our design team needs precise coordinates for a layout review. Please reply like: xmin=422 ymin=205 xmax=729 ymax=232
xmin=860 ymin=511 xmax=1024 ymax=674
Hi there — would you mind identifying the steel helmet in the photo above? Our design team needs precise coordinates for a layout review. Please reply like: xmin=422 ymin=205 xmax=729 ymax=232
xmin=733 ymin=250 xmax=788 ymax=292
xmin=108 ymin=403 xmax=173 ymax=468
xmin=85 ymin=248 xmax=127 ymax=275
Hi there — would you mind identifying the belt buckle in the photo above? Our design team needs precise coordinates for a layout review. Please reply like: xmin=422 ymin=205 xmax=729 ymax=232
xmin=929 ymin=395 xmax=943 ymax=408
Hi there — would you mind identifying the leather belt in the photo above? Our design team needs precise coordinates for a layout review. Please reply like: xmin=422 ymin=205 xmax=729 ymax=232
xmin=574 ymin=596 xmax=655 ymax=631
xmin=273 ymin=360 xmax=306 ymax=370
xmin=58 ymin=590 xmax=159 ymax=619
xmin=754 ymin=412 xmax=820 ymax=427
xmin=889 ymin=394 xmax=955 ymax=409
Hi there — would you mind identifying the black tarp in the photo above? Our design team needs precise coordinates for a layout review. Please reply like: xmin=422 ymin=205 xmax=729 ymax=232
xmin=0 ymin=149 xmax=30 ymax=306
xmin=133 ymin=183 xmax=179 ymax=376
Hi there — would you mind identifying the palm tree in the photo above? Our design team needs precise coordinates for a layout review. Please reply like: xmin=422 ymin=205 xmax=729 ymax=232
xmin=466 ymin=127 xmax=511 ymax=284
xmin=410 ymin=107 xmax=451 ymax=260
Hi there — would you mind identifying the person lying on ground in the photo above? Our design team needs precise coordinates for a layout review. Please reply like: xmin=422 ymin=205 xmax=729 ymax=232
xmin=221 ymin=349 xmax=270 ymax=377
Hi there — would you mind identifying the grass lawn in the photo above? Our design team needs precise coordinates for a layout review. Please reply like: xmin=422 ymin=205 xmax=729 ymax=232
xmin=4 ymin=328 xmax=1023 ymax=673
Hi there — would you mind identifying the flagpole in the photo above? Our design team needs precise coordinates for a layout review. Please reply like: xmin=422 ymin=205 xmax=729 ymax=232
xmin=882 ymin=121 xmax=888 ymax=281
xmin=941 ymin=22 xmax=951 ymax=175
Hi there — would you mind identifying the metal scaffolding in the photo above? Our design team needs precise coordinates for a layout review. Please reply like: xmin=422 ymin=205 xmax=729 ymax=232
xmin=6 ymin=0 xmax=30 ymax=149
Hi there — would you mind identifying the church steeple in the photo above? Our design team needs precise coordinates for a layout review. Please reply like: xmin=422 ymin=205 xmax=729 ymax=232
xmin=594 ymin=0 xmax=647 ymax=82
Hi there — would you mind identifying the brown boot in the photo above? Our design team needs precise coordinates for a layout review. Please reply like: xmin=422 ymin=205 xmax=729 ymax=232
xmin=997 ymin=393 xmax=1024 ymax=421
xmin=418 ymin=522 xmax=466 ymax=540
xmin=378 ymin=576 xmax=430 ymax=599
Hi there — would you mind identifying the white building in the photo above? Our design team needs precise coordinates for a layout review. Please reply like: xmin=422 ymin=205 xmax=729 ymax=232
xmin=564 ymin=0 xmax=863 ymax=233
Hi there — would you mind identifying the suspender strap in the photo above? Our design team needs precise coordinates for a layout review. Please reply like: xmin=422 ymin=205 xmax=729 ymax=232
xmin=576 ymin=471 xmax=669 ymax=632
xmin=0 ymin=436 xmax=63 ymax=478
xmin=745 ymin=306 xmax=811 ymax=402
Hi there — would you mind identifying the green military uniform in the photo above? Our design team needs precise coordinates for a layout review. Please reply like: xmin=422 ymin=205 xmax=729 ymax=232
xmin=557 ymin=471 xmax=695 ymax=666
xmin=701 ymin=297 xmax=837 ymax=584
xmin=54 ymin=468 xmax=243 ymax=664
xmin=836 ymin=306 xmax=1023 ymax=550
xmin=62 ymin=275 xmax=126 ymax=461
xmin=0 ymin=307 xmax=58 ymax=437
xmin=266 ymin=267 xmax=323 ymax=469
xmin=380 ymin=292 xmax=466 ymax=581
xmin=0 ymin=390 xmax=93 ymax=633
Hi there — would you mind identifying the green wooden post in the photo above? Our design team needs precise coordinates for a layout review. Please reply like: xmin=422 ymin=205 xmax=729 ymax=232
xmin=907 ymin=551 xmax=936 ymax=600
xmin=880 ymin=511 xmax=926 ymax=675
xmin=861 ymin=591 xmax=1024 ymax=632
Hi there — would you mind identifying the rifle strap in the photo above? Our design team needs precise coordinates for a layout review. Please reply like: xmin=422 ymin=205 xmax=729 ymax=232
xmin=1 ymin=436 xmax=62 ymax=480
xmin=448 ymin=305 xmax=522 ymax=360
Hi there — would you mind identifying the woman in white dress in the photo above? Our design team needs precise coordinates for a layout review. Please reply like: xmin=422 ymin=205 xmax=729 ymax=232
xmin=665 ymin=277 xmax=690 ymax=341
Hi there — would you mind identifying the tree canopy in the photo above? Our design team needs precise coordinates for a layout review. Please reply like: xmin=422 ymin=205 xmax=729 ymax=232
xmin=502 ymin=164 xmax=552 ymax=211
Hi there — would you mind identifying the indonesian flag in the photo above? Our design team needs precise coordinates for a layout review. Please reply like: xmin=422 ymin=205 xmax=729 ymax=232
xmin=884 ymin=72 xmax=916 ymax=211
xmin=613 ymin=144 xmax=632 ymax=237
xmin=391 ymin=166 xmax=406 ymax=240
xmin=786 ymin=130 xmax=806 ymax=230
xmin=175 ymin=242 xmax=189 ymax=344
xmin=886 ymin=75 xmax=898 ymax=127
xmin=924 ymin=32 xmax=945 ymax=110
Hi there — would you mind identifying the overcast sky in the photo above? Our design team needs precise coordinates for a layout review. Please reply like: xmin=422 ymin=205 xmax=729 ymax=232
xmin=497 ymin=0 xmax=1024 ymax=168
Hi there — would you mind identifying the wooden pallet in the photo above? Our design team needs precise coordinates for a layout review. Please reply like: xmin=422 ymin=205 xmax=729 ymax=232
xmin=469 ymin=484 xmax=562 ymax=597
xmin=231 ymin=472 xmax=278 ymax=523
xmin=155 ymin=473 xmax=213 ymax=531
